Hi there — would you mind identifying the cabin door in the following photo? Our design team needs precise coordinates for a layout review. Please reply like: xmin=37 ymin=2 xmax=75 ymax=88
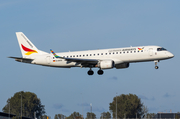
xmin=149 ymin=48 xmax=153 ymax=56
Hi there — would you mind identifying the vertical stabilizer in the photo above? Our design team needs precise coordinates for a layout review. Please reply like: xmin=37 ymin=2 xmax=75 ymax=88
xmin=16 ymin=32 xmax=47 ymax=58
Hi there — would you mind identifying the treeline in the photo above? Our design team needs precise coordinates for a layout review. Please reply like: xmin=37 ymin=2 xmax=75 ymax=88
xmin=53 ymin=94 xmax=149 ymax=119
xmin=53 ymin=111 xmax=111 ymax=119
xmin=2 ymin=91 xmax=156 ymax=119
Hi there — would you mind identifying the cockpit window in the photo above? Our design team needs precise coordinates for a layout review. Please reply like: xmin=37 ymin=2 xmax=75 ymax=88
xmin=157 ymin=47 xmax=167 ymax=51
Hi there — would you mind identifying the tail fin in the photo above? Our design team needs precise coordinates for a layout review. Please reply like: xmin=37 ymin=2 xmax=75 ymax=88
xmin=16 ymin=32 xmax=48 ymax=58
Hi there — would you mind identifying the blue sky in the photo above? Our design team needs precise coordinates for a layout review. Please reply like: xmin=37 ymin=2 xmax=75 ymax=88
xmin=1 ymin=0 xmax=180 ymax=118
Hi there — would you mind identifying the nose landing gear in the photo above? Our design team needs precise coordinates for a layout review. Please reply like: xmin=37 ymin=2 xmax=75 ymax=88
xmin=154 ymin=60 xmax=159 ymax=69
xmin=155 ymin=66 xmax=159 ymax=69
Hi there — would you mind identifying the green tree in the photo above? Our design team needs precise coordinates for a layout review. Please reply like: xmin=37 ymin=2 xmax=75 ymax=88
xmin=100 ymin=112 xmax=111 ymax=119
xmin=2 ymin=91 xmax=45 ymax=119
xmin=109 ymin=93 xmax=145 ymax=118
xmin=67 ymin=112 xmax=82 ymax=119
xmin=42 ymin=115 xmax=47 ymax=119
xmin=86 ymin=112 xmax=96 ymax=119
xmin=142 ymin=105 xmax=148 ymax=117
xmin=54 ymin=114 xmax=66 ymax=119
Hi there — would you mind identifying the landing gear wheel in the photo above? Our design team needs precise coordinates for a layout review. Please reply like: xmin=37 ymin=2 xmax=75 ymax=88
xmin=155 ymin=66 xmax=159 ymax=69
xmin=88 ymin=70 xmax=94 ymax=75
xmin=154 ymin=60 xmax=159 ymax=70
xmin=97 ymin=70 xmax=104 ymax=75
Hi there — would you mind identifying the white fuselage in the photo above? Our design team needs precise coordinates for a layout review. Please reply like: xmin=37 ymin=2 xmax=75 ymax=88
xmin=31 ymin=45 xmax=174 ymax=68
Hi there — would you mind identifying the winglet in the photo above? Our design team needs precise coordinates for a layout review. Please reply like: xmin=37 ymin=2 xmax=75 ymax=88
xmin=50 ymin=49 xmax=63 ymax=58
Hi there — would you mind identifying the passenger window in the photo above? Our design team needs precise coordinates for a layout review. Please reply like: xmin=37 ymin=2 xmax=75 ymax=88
xmin=77 ymin=55 xmax=78 ymax=57
xmin=109 ymin=53 xmax=111 ymax=55
xmin=101 ymin=53 xmax=103 ymax=55
xmin=116 ymin=52 xmax=118 ymax=54
xmin=141 ymin=50 xmax=143 ymax=52
xmin=106 ymin=53 xmax=107 ymax=55
xmin=90 ymin=54 xmax=92 ymax=56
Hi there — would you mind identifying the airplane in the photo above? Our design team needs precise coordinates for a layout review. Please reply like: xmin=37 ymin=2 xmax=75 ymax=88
xmin=9 ymin=32 xmax=174 ymax=75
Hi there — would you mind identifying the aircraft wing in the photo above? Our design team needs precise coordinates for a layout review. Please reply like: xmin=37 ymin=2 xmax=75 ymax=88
xmin=65 ymin=58 xmax=98 ymax=63
xmin=50 ymin=49 xmax=99 ymax=65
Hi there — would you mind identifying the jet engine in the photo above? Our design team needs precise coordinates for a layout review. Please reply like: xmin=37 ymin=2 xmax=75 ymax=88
xmin=98 ymin=60 xmax=114 ymax=69
xmin=115 ymin=63 xmax=129 ymax=69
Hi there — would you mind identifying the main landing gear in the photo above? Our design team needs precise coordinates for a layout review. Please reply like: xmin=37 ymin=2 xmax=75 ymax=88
xmin=88 ymin=69 xmax=94 ymax=75
xmin=154 ymin=60 xmax=159 ymax=69
xmin=97 ymin=69 xmax=104 ymax=75
xmin=87 ymin=69 xmax=104 ymax=75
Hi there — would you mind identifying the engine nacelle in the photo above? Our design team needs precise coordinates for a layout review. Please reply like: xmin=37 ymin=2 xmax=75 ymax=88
xmin=98 ymin=60 xmax=114 ymax=69
xmin=115 ymin=63 xmax=129 ymax=69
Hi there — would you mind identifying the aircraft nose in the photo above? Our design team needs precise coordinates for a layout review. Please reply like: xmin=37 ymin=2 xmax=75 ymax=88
xmin=168 ymin=52 xmax=174 ymax=58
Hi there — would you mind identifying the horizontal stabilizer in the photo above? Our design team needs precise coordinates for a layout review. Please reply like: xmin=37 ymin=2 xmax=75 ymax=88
xmin=8 ymin=56 xmax=33 ymax=63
